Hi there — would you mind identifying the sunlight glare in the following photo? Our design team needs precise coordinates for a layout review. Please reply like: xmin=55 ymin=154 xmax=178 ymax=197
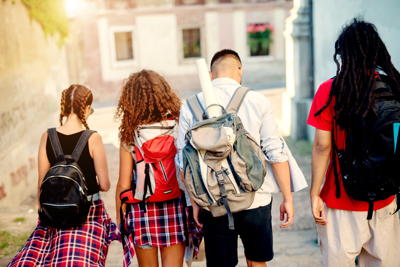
xmin=64 ymin=0 xmax=82 ymax=18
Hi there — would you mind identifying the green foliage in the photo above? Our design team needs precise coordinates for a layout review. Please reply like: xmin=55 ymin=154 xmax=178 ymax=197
xmin=21 ymin=0 xmax=68 ymax=44
xmin=12 ymin=217 xmax=26 ymax=223
xmin=248 ymin=29 xmax=273 ymax=56
xmin=0 ymin=230 xmax=29 ymax=258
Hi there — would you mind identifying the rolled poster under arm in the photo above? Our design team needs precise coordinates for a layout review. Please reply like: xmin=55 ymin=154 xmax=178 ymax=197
xmin=196 ymin=58 xmax=221 ymax=118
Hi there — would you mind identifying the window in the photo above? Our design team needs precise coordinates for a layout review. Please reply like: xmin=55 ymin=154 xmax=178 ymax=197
xmin=247 ymin=23 xmax=274 ymax=57
xmin=182 ymin=28 xmax=201 ymax=58
xmin=176 ymin=0 xmax=205 ymax=5
xmin=114 ymin=31 xmax=134 ymax=61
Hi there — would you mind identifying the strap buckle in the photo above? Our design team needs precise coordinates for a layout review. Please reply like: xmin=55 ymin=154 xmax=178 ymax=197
xmin=215 ymin=168 xmax=229 ymax=185
xmin=87 ymin=192 xmax=100 ymax=202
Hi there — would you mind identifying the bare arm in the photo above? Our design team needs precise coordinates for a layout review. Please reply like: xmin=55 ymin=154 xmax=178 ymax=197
xmin=115 ymin=144 xmax=133 ymax=225
xmin=259 ymin=95 xmax=293 ymax=228
xmin=271 ymin=161 xmax=294 ymax=228
xmin=310 ymin=129 xmax=331 ymax=225
xmin=37 ymin=132 xmax=50 ymax=207
xmin=89 ymin=133 xmax=110 ymax=192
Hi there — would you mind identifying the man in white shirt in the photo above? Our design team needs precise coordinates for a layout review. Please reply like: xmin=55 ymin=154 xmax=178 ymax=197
xmin=177 ymin=49 xmax=294 ymax=267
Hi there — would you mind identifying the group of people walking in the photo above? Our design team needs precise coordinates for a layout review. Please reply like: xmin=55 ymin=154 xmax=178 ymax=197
xmin=7 ymin=18 xmax=400 ymax=267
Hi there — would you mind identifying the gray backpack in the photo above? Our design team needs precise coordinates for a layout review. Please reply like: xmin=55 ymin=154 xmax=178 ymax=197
xmin=182 ymin=87 xmax=267 ymax=229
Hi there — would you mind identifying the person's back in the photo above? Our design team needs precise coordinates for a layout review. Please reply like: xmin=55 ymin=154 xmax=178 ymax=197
xmin=308 ymin=18 xmax=400 ymax=267
xmin=8 ymin=84 xmax=115 ymax=267
xmin=115 ymin=70 xmax=187 ymax=267
xmin=181 ymin=77 xmax=287 ymax=208
xmin=45 ymin=130 xmax=99 ymax=194
xmin=177 ymin=49 xmax=295 ymax=267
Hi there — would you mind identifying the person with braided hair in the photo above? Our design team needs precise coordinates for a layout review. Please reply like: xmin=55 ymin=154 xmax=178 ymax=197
xmin=307 ymin=19 xmax=400 ymax=266
xmin=8 ymin=84 xmax=118 ymax=267
xmin=115 ymin=70 xmax=187 ymax=267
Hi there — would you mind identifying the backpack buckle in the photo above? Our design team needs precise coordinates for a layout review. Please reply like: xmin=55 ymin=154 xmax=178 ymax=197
xmin=216 ymin=174 xmax=225 ymax=185
xmin=215 ymin=168 xmax=230 ymax=185
xmin=217 ymin=196 xmax=227 ymax=206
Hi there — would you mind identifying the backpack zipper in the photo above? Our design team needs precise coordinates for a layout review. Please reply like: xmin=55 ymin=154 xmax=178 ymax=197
xmin=48 ymin=164 xmax=88 ymax=191
xmin=49 ymin=164 xmax=84 ymax=178
xmin=42 ymin=203 xmax=79 ymax=207
xmin=227 ymin=156 xmax=246 ymax=193
xmin=41 ymin=175 xmax=86 ymax=194
xmin=159 ymin=162 xmax=168 ymax=182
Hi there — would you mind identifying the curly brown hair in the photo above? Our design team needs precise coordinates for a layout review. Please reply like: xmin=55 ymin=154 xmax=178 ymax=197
xmin=60 ymin=84 xmax=93 ymax=129
xmin=116 ymin=70 xmax=181 ymax=146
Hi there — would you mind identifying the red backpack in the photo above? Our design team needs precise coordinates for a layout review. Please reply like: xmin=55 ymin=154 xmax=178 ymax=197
xmin=120 ymin=121 xmax=181 ymax=204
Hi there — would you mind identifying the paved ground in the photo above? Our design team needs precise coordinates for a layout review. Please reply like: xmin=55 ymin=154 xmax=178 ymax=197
xmin=0 ymin=106 xmax=322 ymax=266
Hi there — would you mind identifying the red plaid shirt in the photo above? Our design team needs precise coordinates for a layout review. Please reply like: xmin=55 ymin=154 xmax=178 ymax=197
xmin=8 ymin=200 xmax=119 ymax=267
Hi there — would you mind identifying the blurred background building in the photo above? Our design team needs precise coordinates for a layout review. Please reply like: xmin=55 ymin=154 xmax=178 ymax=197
xmin=285 ymin=0 xmax=400 ymax=140
xmin=0 ymin=0 xmax=70 ymax=207
xmin=67 ymin=0 xmax=292 ymax=101
xmin=1 ymin=0 xmax=400 ymax=212
xmin=0 ymin=0 xmax=293 ymax=209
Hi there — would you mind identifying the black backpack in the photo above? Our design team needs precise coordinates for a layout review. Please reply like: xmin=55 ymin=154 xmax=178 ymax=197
xmin=332 ymin=78 xmax=400 ymax=219
xmin=39 ymin=128 xmax=95 ymax=229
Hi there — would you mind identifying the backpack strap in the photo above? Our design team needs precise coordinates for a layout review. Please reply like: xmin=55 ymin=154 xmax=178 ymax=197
xmin=47 ymin=128 xmax=64 ymax=161
xmin=330 ymin=119 xmax=341 ymax=199
xmin=186 ymin=95 xmax=206 ymax=123
xmin=226 ymin=87 xmax=250 ymax=114
xmin=395 ymin=193 xmax=400 ymax=215
xmin=71 ymin=130 xmax=96 ymax=162
xmin=372 ymin=81 xmax=388 ymax=91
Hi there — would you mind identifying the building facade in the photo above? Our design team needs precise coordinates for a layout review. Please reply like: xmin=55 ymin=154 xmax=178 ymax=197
xmin=68 ymin=0 xmax=293 ymax=101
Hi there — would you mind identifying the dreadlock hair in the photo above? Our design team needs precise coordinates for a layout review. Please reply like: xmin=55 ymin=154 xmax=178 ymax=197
xmin=59 ymin=84 xmax=93 ymax=129
xmin=115 ymin=70 xmax=181 ymax=146
xmin=315 ymin=18 xmax=400 ymax=129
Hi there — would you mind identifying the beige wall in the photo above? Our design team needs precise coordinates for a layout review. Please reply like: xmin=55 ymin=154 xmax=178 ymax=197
xmin=0 ymin=0 xmax=69 ymax=207
xmin=72 ymin=1 xmax=291 ymax=102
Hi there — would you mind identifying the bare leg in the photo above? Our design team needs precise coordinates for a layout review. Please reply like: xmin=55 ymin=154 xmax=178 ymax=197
xmin=160 ymin=243 xmax=185 ymax=267
xmin=246 ymin=259 xmax=267 ymax=267
xmin=135 ymin=246 xmax=159 ymax=267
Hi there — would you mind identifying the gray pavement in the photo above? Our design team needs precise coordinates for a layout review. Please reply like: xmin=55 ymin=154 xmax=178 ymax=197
xmin=0 ymin=106 xmax=322 ymax=267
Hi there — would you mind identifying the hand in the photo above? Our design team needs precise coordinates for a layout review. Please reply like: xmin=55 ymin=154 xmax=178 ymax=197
xmin=191 ymin=200 xmax=203 ymax=228
xmin=279 ymin=198 xmax=294 ymax=228
xmin=311 ymin=195 xmax=327 ymax=225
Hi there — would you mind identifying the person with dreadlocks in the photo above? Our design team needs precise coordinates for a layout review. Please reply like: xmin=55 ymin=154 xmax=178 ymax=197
xmin=307 ymin=18 xmax=400 ymax=267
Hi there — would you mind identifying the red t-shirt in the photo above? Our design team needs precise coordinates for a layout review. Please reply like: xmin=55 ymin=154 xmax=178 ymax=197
xmin=307 ymin=78 xmax=395 ymax=211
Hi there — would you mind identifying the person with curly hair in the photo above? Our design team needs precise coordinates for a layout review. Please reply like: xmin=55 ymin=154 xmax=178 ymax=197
xmin=8 ymin=84 xmax=118 ymax=267
xmin=115 ymin=70 xmax=187 ymax=267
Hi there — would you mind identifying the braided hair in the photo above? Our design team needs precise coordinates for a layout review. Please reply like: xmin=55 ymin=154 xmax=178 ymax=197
xmin=59 ymin=84 xmax=93 ymax=129
xmin=315 ymin=18 xmax=400 ymax=129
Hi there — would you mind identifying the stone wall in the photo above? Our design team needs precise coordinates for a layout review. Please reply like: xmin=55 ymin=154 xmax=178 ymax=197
xmin=0 ymin=0 xmax=69 ymax=208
